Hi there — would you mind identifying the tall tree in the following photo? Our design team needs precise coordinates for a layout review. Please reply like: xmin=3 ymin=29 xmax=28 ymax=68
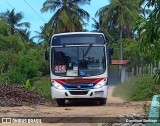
xmin=96 ymin=0 xmax=140 ymax=60
xmin=138 ymin=0 xmax=160 ymax=61
xmin=91 ymin=18 xmax=101 ymax=32
xmin=0 ymin=9 xmax=30 ymax=35
xmin=91 ymin=18 xmax=114 ymax=45
xmin=33 ymin=23 xmax=52 ymax=46
xmin=18 ymin=29 xmax=34 ymax=44
xmin=41 ymin=0 xmax=90 ymax=33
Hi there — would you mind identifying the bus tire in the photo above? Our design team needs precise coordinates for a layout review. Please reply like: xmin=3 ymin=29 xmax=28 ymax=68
xmin=99 ymin=98 xmax=107 ymax=105
xmin=56 ymin=99 xmax=65 ymax=106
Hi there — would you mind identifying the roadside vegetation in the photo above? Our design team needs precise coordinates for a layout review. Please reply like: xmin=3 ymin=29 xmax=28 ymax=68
xmin=113 ymin=72 xmax=160 ymax=101
xmin=0 ymin=0 xmax=160 ymax=104
xmin=112 ymin=75 xmax=159 ymax=101
xmin=32 ymin=76 xmax=51 ymax=100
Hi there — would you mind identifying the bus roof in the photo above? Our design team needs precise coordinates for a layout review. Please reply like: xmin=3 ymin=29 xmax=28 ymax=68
xmin=52 ymin=32 xmax=104 ymax=37
xmin=51 ymin=32 xmax=106 ymax=46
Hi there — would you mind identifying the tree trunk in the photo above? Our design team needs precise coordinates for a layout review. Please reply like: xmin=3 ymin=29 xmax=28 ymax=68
xmin=120 ymin=27 xmax=123 ymax=60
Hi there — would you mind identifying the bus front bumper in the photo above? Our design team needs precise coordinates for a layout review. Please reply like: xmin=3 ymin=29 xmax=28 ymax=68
xmin=51 ymin=86 xmax=108 ymax=99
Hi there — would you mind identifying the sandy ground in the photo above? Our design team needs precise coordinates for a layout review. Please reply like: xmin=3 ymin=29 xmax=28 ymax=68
xmin=0 ymin=86 xmax=151 ymax=126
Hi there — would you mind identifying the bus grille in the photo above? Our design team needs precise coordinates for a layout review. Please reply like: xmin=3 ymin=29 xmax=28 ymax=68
xmin=63 ymin=84 xmax=93 ymax=90
xmin=69 ymin=91 xmax=88 ymax=95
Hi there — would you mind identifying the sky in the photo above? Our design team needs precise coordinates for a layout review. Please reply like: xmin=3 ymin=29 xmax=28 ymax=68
xmin=0 ymin=0 xmax=109 ymax=43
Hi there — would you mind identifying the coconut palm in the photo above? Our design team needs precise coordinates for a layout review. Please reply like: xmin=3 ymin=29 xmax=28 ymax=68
xmin=0 ymin=9 xmax=30 ymax=35
xmin=33 ymin=23 xmax=52 ymax=45
xmin=41 ymin=0 xmax=90 ymax=33
xmin=91 ymin=18 xmax=114 ymax=44
xmin=91 ymin=18 xmax=101 ymax=32
xmin=96 ymin=0 xmax=140 ymax=60
xmin=18 ymin=29 xmax=34 ymax=44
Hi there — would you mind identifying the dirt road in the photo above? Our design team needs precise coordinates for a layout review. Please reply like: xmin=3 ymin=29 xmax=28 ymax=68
xmin=0 ymin=86 xmax=150 ymax=126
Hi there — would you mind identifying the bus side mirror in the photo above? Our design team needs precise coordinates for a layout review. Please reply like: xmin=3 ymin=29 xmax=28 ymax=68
xmin=108 ymin=48 xmax=113 ymax=65
xmin=45 ymin=51 xmax=49 ymax=60
xmin=109 ymin=48 xmax=113 ymax=56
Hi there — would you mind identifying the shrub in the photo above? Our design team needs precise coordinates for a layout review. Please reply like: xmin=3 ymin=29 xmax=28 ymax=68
xmin=23 ymin=79 xmax=31 ymax=90
xmin=32 ymin=76 xmax=51 ymax=100
xmin=8 ymin=67 xmax=27 ymax=84
xmin=130 ymin=75 xmax=155 ymax=101
xmin=113 ymin=75 xmax=156 ymax=101
xmin=7 ymin=49 xmax=42 ymax=85
xmin=112 ymin=77 xmax=137 ymax=101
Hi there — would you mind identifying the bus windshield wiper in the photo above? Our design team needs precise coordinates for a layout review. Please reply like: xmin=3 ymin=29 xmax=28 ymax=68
xmin=83 ymin=44 xmax=93 ymax=58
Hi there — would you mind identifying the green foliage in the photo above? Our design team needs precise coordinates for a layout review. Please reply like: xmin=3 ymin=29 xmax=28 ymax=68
xmin=112 ymin=42 xmax=119 ymax=59
xmin=33 ymin=76 xmax=51 ymax=100
xmin=18 ymin=52 xmax=42 ymax=79
xmin=113 ymin=75 xmax=156 ymax=101
xmin=0 ymin=73 xmax=9 ymax=83
xmin=111 ymin=38 xmax=155 ymax=67
xmin=3 ymin=46 xmax=50 ymax=85
xmin=112 ymin=39 xmax=141 ymax=64
xmin=0 ymin=20 xmax=48 ymax=85
xmin=8 ymin=49 xmax=44 ymax=84
xmin=0 ymin=34 xmax=25 ymax=52
xmin=123 ymin=39 xmax=141 ymax=66
xmin=41 ymin=0 xmax=90 ymax=33
xmin=130 ymin=75 xmax=155 ymax=101
xmin=39 ymin=60 xmax=50 ymax=76
xmin=23 ymin=79 xmax=31 ymax=90
xmin=8 ymin=67 xmax=27 ymax=84
xmin=33 ymin=24 xmax=52 ymax=45
xmin=112 ymin=78 xmax=137 ymax=101
xmin=153 ymin=69 xmax=160 ymax=84
xmin=0 ymin=19 xmax=10 ymax=36
xmin=0 ymin=20 xmax=25 ymax=75
xmin=137 ymin=1 xmax=160 ymax=62
xmin=0 ymin=9 xmax=30 ymax=35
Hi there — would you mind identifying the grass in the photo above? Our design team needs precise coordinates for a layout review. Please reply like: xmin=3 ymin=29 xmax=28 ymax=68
xmin=112 ymin=75 xmax=156 ymax=101
xmin=112 ymin=77 xmax=137 ymax=101
xmin=32 ymin=76 xmax=51 ymax=101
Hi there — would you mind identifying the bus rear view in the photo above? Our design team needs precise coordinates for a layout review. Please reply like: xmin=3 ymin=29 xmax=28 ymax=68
xmin=50 ymin=32 xmax=108 ymax=106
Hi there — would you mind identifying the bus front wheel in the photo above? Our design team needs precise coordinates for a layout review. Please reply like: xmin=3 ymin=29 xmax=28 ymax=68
xmin=56 ymin=99 xmax=65 ymax=106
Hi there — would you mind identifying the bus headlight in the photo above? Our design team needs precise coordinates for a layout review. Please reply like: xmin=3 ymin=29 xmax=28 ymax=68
xmin=53 ymin=81 xmax=65 ymax=90
xmin=94 ymin=80 xmax=106 ymax=89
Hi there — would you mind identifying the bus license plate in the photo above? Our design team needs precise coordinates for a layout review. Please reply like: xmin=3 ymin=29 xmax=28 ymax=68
xmin=94 ymin=91 xmax=104 ymax=95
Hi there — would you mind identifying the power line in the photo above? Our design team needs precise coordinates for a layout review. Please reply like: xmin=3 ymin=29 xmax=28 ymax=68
xmin=3 ymin=1 xmax=32 ymax=41
xmin=23 ymin=0 xmax=47 ymax=23
xmin=4 ymin=0 xmax=47 ymax=41
xmin=4 ymin=0 xmax=14 ymax=8
xmin=4 ymin=0 xmax=40 ymax=31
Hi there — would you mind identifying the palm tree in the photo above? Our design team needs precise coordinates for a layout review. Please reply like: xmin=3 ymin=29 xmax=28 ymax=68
xmin=33 ymin=23 xmax=53 ymax=45
xmin=91 ymin=18 xmax=101 ymax=32
xmin=41 ymin=0 xmax=90 ymax=33
xmin=0 ymin=9 xmax=30 ymax=35
xmin=96 ymin=0 xmax=140 ymax=60
xmin=18 ymin=29 xmax=33 ymax=44
xmin=91 ymin=18 xmax=114 ymax=44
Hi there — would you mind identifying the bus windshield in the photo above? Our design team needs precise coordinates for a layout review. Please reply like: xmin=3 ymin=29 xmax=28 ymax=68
xmin=51 ymin=46 xmax=106 ymax=77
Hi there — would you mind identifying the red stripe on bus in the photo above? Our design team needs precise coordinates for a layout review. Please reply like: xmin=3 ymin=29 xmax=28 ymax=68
xmin=92 ymin=78 xmax=105 ymax=84
xmin=51 ymin=78 xmax=107 ymax=85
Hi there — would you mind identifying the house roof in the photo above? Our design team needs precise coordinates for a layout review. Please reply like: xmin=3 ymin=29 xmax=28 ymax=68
xmin=112 ymin=60 xmax=129 ymax=65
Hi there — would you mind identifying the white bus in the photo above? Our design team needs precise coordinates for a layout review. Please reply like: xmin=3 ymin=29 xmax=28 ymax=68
xmin=48 ymin=32 xmax=112 ymax=106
